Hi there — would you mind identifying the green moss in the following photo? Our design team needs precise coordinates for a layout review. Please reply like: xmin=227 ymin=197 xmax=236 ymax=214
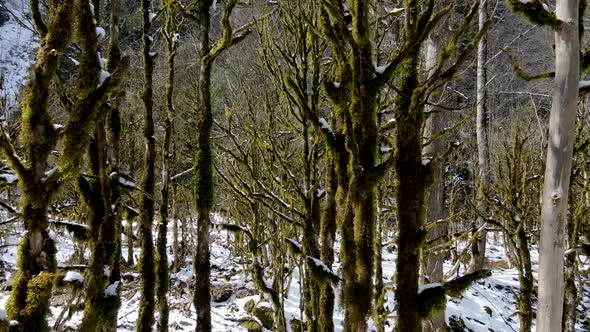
xmin=416 ymin=285 xmax=446 ymax=318
xmin=443 ymin=269 xmax=491 ymax=298
xmin=252 ymin=306 xmax=274 ymax=329
xmin=17 ymin=272 xmax=54 ymax=331
xmin=240 ymin=318 xmax=263 ymax=331
xmin=507 ymin=0 xmax=561 ymax=29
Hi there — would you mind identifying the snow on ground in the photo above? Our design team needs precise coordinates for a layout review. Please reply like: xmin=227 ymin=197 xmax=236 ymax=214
xmin=0 ymin=216 xmax=589 ymax=331
xmin=0 ymin=0 xmax=37 ymax=113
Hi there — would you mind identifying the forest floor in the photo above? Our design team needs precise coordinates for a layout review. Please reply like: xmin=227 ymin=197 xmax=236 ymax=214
xmin=0 ymin=214 xmax=588 ymax=331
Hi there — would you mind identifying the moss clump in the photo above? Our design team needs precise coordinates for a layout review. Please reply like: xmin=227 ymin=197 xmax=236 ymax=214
xmin=416 ymin=285 xmax=446 ymax=318
xmin=18 ymin=272 xmax=54 ymax=331
xmin=240 ymin=318 xmax=262 ymax=332
xmin=252 ymin=306 xmax=274 ymax=329
xmin=243 ymin=299 xmax=256 ymax=313
xmin=507 ymin=0 xmax=561 ymax=29
xmin=443 ymin=269 xmax=491 ymax=298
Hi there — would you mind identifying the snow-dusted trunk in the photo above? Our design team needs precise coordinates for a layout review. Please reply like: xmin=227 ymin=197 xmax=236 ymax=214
xmin=537 ymin=1 xmax=579 ymax=331
xmin=423 ymin=35 xmax=447 ymax=332
xmin=470 ymin=0 xmax=489 ymax=273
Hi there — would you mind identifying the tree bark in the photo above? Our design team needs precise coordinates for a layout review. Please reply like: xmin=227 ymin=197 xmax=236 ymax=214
xmin=193 ymin=2 xmax=214 ymax=331
xmin=155 ymin=6 xmax=177 ymax=331
xmin=470 ymin=0 xmax=490 ymax=274
xmin=319 ymin=155 xmax=337 ymax=332
xmin=136 ymin=0 xmax=157 ymax=328
xmin=537 ymin=1 xmax=579 ymax=331
xmin=423 ymin=35 xmax=448 ymax=332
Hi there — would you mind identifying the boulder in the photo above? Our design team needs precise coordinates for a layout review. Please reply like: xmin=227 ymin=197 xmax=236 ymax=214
xmin=211 ymin=283 xmax=232 ymax=302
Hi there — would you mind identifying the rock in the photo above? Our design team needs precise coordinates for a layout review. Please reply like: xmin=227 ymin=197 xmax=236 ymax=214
xmin=235 ymin=288 xmax=256 ymax=299
xmin=212 ymin=283 xmax=233 ymax=302
xmin=252 ymin=306 xmax=274 ymax=329
xmin=240 ymin=317 xmax=262 ymax=332
xmin=0 ymin=7 xmax=9 ymax=27
xmin=448 ymin=315 xmax=467 ymax=332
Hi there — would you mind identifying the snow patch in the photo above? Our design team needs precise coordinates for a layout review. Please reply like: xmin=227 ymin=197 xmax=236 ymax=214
xmin=319 ymin=118 xmax=334 ymax=135
xmin=104 ymin=281 xmax=120 ymax=297
xmin=63 ymin=271 xmax=84 ymax=283
xmin=98 ymin=70 xmax=110 ymax=87
xmin=417 ymin=283 xmax=442 ymax=295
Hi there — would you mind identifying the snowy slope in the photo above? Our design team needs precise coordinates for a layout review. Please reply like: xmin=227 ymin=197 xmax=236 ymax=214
xmin=0 ymin=216 xmax=589 ymax=331
xmin=0 ymin=0 xmax=37 ymax=112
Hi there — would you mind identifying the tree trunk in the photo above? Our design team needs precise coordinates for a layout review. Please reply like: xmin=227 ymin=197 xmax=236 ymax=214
xmin=394 ymin=52 xmax=430 ymax=332
xmin=537 ymin=1 xmax=579 ymax=331
xmin=470 ymin=0 xmax=489 ymax=273
xmin=423 ymin=35 xmax=448 ymax=332
xmin=193 ymin=2 xmax=214 ymax=331
xmin=136 ymin=0 xmax=157 ymax=327
xmin=319 ymin=156 xmax=337 ymax=332
xmin=155 ymin=7 xmax=177 ymax=331
xmin=517 ymin=228 xmax=533 ymax=332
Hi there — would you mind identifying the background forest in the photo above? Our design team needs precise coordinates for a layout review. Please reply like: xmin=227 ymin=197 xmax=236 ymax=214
xmin=0 ymin=0 xmax=589 ymax=331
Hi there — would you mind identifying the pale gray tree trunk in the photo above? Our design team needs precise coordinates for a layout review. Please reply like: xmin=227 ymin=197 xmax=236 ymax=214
xmin=537 ymin=1 xmax=579 ymax=331
xmin=423 ymin=36 xmax=448 ymax=332
xmin=470 ymin=0 xmax=489 ymax=273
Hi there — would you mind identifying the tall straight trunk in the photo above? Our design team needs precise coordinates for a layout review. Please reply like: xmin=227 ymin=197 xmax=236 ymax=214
xmin=470 ymin=0 xmax=490 ymax=273
xmin=156 ymin=7 xmax=177 ymax=331
xmin=137 ymin=0 xmax=156 ymax=328
xmin=193 ymin=2 xmax=214 ymax=331
xmin=537 ymin=1 xmax=579 ymax=331
xmin=319 ymin=155 xmax=337 ymax=332
xmin=394 ymin=52 xmax=429 ymax=332
xmin=423 ymin=36 xmax=447 ymax=332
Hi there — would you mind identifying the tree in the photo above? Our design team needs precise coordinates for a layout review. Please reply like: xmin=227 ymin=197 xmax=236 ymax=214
xmin=155 ymin=2 xmax=180 ymax=331
xmin=136 ymin=0 xmax=157 ymax=327
xmin=0 ymin=0 xmax=124 ymax=329
xmin=537 ymin=2 xmax=580 ymax=330
xmin=505 ymin=1 xmax=580 ymax=330
xmin=469 ymin=0 xmax=490 ymax=273
xmin=79 ymin=0 xmax=128 ymax=328
xmin=174 ymin=0 xmax=249 ymax=330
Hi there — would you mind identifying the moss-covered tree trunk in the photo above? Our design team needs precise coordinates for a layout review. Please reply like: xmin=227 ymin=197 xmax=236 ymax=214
xmin=319 ymin=155 xmax=337 ymax=332
xmin=79 ymin=0 xmax=126 ymax=328
xmin=136 ymin=0 xmax=157 ymax=328
xmin=192 ymin=1 xmax=214 ymax=331
xmin=516 ymin=228 xmax=533 ymax=332
xmin=5 ymin=0 xmax=75 ymax=321
xmin=393 ymin=52 xmax=430 ymax=332
xmin=156 ymin=5 xmax=178 ymax=330
xmin=1 ymin=0 xmax=116 ymax=328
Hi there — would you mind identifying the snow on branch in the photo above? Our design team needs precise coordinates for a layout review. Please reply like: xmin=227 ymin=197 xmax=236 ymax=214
xmin=49 ymin=220 xmax=89 ymax=240
xmin=286 ymin=238 xmax=303 ymax=255
xmin=306 ymin=256 xmax=340 ymax=285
